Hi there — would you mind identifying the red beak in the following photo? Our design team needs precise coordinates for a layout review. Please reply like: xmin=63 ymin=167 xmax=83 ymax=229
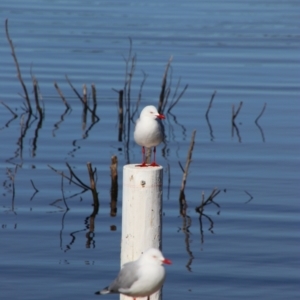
xmin=157 ymin=113 xmax=165 ymax=120
xmin=162 ymin=258 xmax=172 ymax=265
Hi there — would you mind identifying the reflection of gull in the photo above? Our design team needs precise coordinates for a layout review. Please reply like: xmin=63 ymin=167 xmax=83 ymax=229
xmin=134 ymin=105 xmax=165 ymax=167
xmin=95 ymin=248 xmax=171 ymax=299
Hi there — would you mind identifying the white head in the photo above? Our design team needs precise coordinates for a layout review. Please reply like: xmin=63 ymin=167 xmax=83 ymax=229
xmin=140 ymin=106 xmax=165 ymax=120
xmin=140 ymin=248 xmax=172 ymax=266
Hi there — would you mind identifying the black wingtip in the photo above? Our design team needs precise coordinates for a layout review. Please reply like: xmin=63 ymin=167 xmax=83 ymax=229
xmin=95 ymin=291 xmax=100 ymax=295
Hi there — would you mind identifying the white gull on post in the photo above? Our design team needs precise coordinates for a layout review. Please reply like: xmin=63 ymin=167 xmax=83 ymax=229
xmin=95 ymin=248 xmax=172 ymax=300
xmin=134 ymin=105 xmax=165 ymax=167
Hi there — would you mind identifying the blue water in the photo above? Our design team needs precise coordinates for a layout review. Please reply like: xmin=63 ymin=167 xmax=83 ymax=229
xmin=0 ymin=0 xmax=299 ymax=299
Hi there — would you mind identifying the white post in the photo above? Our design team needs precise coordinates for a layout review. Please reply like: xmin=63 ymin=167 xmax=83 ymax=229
xmin=120 ymin=164 xmax=163 ymax=300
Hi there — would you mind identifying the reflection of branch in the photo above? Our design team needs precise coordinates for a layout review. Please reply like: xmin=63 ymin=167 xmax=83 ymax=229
xmin=198 ymin=212 xmax=214 ymax=244
xmin=244 ymin=190 xmax=253 ymax=204
xmin=5 ymin=19 xmax=32 ymax=113
xmin=179 ymin=130 xmax=196 ymax=216
xmin=181 ymin=215 xmax=194 ymax=272
xmin=52 ymin=106 xmax=71 ymax=137
xmin=5 ymin=166 xmax=18 ymax=214
xmin=231 ymin=102 xmax=243 ymax=143
xmin=205 ymin=91 xmax=217 ymax=141
xmin=110 ymin=155 xmax=118 ymax=217
xmin=30 ymin=179 xmax=39 ymax=201
xmin=195 ymin=189 xmax=221 ymax=244
xmin=255 ymin=103 xmax=267 ymax=143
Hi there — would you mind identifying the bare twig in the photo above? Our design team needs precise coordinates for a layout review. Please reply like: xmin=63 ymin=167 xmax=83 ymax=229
xmin=54 ymin=82 xmax=71 ymax=109
xmin=167 ymin=83 xmax=188 ymax=113
xmin=205 ymin=90 xmax=217 ymax=118
xmin=5 ymin=19 xmax=32 ymax=113
xmin=48 ymin=164 xmax=90 ymax=190
xmin=232 ymin=101 xmax=243 ymax=122
xmin=179 ymin=130 xmax=197 ymax=215
xmin=158 ymin=56 xmax=173 ymax=113
xmin=131 ymin=70 xmax=148 ymax=121
xmin=65 ymin=75 xmax=83 ymax=102
xmin=179 ymin=130 xmax=196 ymax=195
xmin=195 ymin=188 xmax=221 ymax=214
xmin=0 ymin=101 xmax=17 ymax=117
xmin=255 ymin=103 xmax=267 ymax=124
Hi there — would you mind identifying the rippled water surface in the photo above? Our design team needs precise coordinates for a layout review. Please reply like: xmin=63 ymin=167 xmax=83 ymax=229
xmin=0 ymin=1 xmax=299 ymax=300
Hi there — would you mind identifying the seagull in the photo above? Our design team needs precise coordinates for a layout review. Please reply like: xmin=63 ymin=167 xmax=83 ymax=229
xmin=134 ymin=105 xmax=165 ymax=167
xmin=95 ymin=248 xmax=172 ymax=300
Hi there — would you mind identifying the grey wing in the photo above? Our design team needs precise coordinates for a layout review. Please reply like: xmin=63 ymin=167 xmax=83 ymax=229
xmin=108 ymin=262 xmax=140 ymax=293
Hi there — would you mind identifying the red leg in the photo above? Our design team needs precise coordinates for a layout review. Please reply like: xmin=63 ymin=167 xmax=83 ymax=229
xmin=136 ymin=146 xmax=147 ymax=167
xmin=150 ymin=146 xmax=159 ymax=167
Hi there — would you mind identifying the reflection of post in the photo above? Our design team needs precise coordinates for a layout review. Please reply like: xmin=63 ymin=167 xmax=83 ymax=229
xmin=86 ymin=162 xmax=99 ymax=249
xmin=110 ymin=155 xmax=118 ymax=217
xmin=121 ymin=165 xmax=163 ymax=300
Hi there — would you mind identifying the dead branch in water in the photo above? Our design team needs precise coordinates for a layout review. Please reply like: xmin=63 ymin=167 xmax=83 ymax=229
xmin=232 ymin=101 xmax=243 ymax=122
xmin=205 ymin=90 xmax=217 ymax=118
xmin=179 ymin=130 xmax=196 ymax=216
xmin=0 ymin=101 xmax=18 ymax=129
xmin=205 ymin=91 xmax=217 ymax=141
xmin=167 ymin=82 xmax=188 ymax=114
xmin=195 ymin=188 xmax=220 ymax=214
xmin=255 ymin=103 xmax=267 ymax=124
xmin=131 ymin=70 xmax=148 ymax=122
xmin=5 ymin=19 xmax=32 ymax=114
xmin=158 ymin=56 xmax=173 ymax=113
xmin=54 ymin=82 xmax=71 ymax=109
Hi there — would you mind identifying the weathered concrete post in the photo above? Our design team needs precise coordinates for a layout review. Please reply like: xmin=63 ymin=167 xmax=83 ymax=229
xmin=120 ymin=164 xmax=163 ymax=300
